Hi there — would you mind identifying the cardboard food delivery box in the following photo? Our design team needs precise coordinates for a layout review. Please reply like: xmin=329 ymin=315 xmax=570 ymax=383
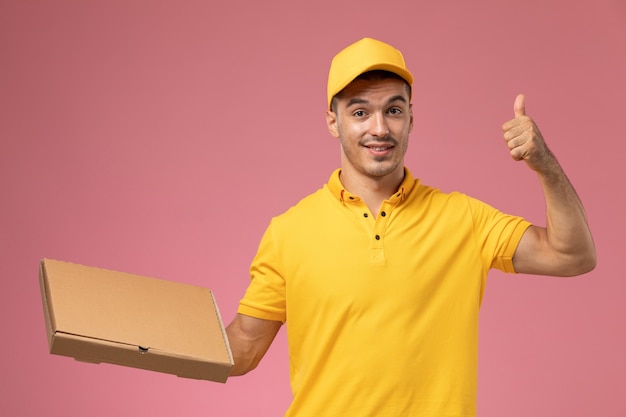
xmin=39 ymin=258 xmax=233 ymax=382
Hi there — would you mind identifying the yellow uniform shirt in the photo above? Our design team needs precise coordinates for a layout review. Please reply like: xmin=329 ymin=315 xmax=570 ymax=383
xmin=239 ymin=168 xmax=531 ymax=417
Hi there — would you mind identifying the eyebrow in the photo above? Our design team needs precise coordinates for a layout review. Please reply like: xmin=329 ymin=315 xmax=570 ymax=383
xmin=345 ymin=95 xmax=408 ymax=108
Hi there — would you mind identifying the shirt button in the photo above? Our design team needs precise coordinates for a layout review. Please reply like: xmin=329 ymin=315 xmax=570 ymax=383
xmin=375 ymin=235 xmax=380 ymax=240
xmin=363 ymin=213 xmax=368 ymax=218
xmin=380 ymin=211 xmax=386 ymax=217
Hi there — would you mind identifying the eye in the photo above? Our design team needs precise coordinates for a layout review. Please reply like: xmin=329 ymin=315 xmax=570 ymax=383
xmin=353 ymin=110 xmax=366 ymax=117
xmin=387 ymin=107 xmax=402 ymax=115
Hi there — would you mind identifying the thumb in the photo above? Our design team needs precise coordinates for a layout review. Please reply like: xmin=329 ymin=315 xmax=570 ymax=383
xmin=514 ymin=94 xmax=526 ymax=117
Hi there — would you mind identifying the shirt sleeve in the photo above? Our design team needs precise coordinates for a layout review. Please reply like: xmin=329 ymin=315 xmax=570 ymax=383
xmin=237 ymin=220 xmax=287 ymax=322
xmin=467 ymin=196 xmax=533 ymax=274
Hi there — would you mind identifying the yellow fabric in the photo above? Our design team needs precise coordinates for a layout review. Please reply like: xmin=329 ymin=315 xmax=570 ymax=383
xmin=327 ymin=37 xmax=414 ymax=109
xmin=238 ymin=168 xmax=531 ymax=417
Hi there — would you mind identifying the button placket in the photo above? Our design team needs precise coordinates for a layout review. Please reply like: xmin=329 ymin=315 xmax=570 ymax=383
xmin=340 ymin=188 xmax=398 ymax=265
xmin=370 ymin=202 xmax=391 ymax=264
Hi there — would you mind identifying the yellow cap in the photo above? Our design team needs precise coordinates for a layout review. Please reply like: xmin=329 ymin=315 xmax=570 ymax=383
xmin=327 ymin=37 xmax=414 ymax=110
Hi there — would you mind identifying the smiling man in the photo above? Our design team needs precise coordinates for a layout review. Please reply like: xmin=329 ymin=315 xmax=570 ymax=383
xmin=326 ymin=70 xmax=412 ymax=217
xmin=225 ymin=37 xmax=596 ymax=417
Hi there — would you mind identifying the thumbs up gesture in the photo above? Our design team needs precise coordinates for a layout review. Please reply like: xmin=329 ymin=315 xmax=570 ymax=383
xmin=502 ymin=94 xmax=554 ymax=172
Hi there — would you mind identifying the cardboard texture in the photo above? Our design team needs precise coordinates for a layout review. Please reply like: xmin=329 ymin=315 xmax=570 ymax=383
xmin=39 ymin=259 xmax=233 ymax=382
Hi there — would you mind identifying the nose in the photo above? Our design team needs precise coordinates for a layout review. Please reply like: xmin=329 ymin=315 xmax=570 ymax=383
xmin=369 ymin=112 xmax=389 ymax=138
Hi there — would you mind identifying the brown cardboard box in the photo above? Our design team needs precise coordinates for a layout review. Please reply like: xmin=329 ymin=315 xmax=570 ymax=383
xmin=39 ymin=258 xmax=233 ymax=382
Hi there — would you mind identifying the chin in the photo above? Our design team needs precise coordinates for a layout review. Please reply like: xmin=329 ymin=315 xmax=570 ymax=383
xmin=366 ymin=164 xmax=400 ymax=178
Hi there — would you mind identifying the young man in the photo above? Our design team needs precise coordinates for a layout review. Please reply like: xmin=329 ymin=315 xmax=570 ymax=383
xmin=226 ymin=38 xmax=596 ymax=416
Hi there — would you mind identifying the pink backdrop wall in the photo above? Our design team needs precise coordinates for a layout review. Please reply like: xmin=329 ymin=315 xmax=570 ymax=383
xmin=2 ymin=1 xmax=624 ymax=415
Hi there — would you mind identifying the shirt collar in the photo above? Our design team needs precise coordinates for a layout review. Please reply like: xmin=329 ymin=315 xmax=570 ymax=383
xmin=327 ymin=167 xmax=417 ymax=204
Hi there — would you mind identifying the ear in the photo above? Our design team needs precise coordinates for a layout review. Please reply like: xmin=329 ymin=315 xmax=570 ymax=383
xmin=408 ymin=103 xmax=414 ymax=133
xmin=325 ymin=110 xmax=340 ymax=138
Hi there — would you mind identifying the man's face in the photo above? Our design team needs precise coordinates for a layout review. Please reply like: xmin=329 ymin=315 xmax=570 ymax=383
xmin=326 ymin=77 xmax=413 ymax=181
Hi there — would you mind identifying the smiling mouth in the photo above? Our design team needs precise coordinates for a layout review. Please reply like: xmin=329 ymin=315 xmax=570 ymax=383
xmin=364 ymin=144 xmax=395 ymax=152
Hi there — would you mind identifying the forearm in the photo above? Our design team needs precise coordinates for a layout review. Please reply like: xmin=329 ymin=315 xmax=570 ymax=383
xmin=225 ymin=313 xmax=282 ymax=377
xmin=226 ymin=323 xmax=258 ymax=376
xmin=535 ymin=155 xmax=596 ymax=274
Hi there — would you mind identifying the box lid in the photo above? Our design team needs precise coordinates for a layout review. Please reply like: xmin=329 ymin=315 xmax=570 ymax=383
xmin=40 ymin=258 xmax=233 ymax=382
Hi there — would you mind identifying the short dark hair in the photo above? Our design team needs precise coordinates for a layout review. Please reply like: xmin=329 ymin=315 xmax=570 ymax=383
xmin=330 ymin=70 xmax=412 ymax=113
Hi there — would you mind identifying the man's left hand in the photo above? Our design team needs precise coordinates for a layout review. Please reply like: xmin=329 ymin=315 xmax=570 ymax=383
xmin=502 ymin=94 xmax=554 ymax=173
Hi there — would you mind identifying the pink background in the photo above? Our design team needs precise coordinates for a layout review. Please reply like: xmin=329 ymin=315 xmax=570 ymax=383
xmin=2 ymin=1 xmax=625 ymax=415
